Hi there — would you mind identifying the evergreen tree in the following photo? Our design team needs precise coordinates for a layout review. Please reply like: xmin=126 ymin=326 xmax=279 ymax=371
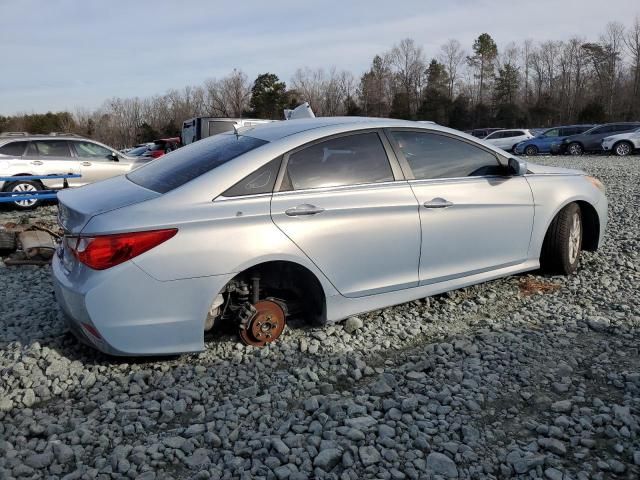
xmin=249 ymin=73 xmax=288 ymax=119
xmin=468 ymin=33 xmax=498 ymax=104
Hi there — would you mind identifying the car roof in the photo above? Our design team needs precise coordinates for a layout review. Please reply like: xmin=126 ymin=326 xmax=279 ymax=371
xmin=0 ymin=134 xmax=89 ymax=143
xmin=241 ymin=117 xmax=451 ymax=142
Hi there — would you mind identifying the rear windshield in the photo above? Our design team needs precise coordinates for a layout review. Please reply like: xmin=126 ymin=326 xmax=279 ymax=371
xmin=127 ymin=134 xmax=268 ymax=193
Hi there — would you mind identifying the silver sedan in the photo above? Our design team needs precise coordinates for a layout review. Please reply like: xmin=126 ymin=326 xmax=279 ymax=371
xmin=52 ymin=118 xmax=608 ymax=356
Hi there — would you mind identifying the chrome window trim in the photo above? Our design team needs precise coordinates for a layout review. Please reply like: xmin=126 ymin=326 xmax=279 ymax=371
xmin=213 ymin=192 xmax=273 ymax=202
xmin=272 ymin=179 xmax=411 ymax=197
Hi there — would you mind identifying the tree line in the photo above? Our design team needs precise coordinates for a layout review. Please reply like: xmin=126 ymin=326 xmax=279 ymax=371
xmin=1 ymin=18 xmax=639 ymax=148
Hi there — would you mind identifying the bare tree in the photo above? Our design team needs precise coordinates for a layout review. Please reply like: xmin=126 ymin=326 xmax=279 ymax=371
xmin=387 ymin=38 xmax=426 ymax=115
xmin=439 ymin=39 xmax=466 ymax=99
xmin=624 ymin=16 xmax=640 ymax=117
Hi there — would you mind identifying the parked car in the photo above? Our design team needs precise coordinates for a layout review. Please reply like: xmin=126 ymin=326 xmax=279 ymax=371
xmin=466 ymin=127 xmax=503 ymax=138
xmin=552 ymin=122 xmax=640 ymax=155
xmin=53 ymin=117 xmax=607 ymax=356
xmin=141 ymin=138 xmax=181 ymax=159
xmin=601 ymin=126 xmax=640 ymax=156
xmin=0 ymin=132 xmax=140 ymax=209
xmin=483 ymin=129 xmax=534 ymax=152
xmin=514 ymin=125 xmax=594 ymax=156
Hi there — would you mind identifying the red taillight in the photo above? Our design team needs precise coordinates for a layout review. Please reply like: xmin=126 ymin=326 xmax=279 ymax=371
xmin=68 ymin=229 xmax=177 ymax=270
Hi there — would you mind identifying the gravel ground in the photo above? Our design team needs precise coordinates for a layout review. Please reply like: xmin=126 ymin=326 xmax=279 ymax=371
xmin=0 ymin=155 xmax=638 ymax=480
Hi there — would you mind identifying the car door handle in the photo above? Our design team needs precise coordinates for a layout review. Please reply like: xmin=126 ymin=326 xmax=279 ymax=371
xmin=423 ymin=198 xmax=453 ymax=208
xmin=81 ymin=161 xmax=92 ymax=166
xmin=285 ymin=204 xmax=325 ymax=216
xmin=30 ymin=160 xmax=43 ymax=166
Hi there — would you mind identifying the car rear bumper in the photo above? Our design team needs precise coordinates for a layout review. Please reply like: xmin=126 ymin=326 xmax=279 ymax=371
xmin=52 ymin=253 xmax=233 ymax=356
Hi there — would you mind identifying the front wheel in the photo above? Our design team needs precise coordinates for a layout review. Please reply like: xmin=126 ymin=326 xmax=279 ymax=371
xmin=3 ymin=180 xmax=43 ymax=210
xmin=540 ymin=203 xmax=582 ymax=275
xmin=567 ymin=142 xmax=583 ymax=156
xmin=524 ymin=145 xmax=538 ymax=156
xmin=613 ymin=141 xmax=632 ymax=156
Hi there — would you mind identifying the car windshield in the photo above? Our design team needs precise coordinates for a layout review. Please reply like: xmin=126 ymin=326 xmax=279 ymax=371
xmin=128 ymin=146 xmax=149 ymax=156
xmin=127 ymin=133 xmax=268 ymax=194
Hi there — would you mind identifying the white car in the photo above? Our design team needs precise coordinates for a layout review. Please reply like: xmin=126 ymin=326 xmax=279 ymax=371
xmin=483 ymin=129 xmax=534 ymax=152
xmin=601 ymin=127 xmax=640 ymax=156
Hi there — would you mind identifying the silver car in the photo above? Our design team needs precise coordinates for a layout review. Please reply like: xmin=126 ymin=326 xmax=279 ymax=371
xmin=52 ymin=118 xmax=608 ymax=356
xmin=0 ymin=133 xmax=140 ymax=209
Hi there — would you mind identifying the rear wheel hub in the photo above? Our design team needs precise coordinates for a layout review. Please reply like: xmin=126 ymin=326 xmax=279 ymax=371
xmin=239 ymin=300 xmax=286 ymax=347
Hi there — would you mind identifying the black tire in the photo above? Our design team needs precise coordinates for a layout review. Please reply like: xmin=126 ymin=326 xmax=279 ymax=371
xmin=540 ymin=203 xmax=582 ymax=275
xmin=3 ymin=180 xmax=43 ymax=210
xmin=613 ymin=141 xmax=633 ymax=156
xmin=567 ymin=142 xmax=583 ymax=156
xmin=524 ymin=145 xmax=538 ymax=156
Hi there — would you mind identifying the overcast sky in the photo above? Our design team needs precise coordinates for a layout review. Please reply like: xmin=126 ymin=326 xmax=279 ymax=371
xmin=0 ymin=0 xmax=638 ymax=115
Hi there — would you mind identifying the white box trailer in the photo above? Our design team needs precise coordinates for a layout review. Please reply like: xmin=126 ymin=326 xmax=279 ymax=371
xmin=182 ymin=103 xmax=316 ymax=145
xmin=181 ymin=117 xmax=275 ymax=145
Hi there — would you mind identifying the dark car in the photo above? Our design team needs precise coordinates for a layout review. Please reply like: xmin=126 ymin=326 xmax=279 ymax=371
xmin=553 ymin=123 xmax=640 ymax=155
xmin=514 ymin=125 xmax=594 ymax=156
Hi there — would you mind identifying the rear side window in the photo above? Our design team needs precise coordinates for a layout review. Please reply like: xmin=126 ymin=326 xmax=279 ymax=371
xmin=282 ymin=132 xmax=393 ymax=191
xmin=0 ymin=141 xmax=28 ymax=156
xmin=575 ymin=126 xmax=591 ymax=134
xmin=391 ymin=131 xmax=502 ymax=180
xmin=222 ymin=157 xmax=282 ymax=197
xmin=127 ymin=134 xmax=268 ymax=194
xmin=29 ymin=140 xmax=72 ymax=157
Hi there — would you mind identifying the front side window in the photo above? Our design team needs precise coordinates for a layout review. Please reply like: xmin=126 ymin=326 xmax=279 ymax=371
xmin=485 ymin=132 xmax=501 ymax=139
xmin=543 ymin=129 xmax=560 ymax=137
xmin=0 ymin=141 xmax=28 ymax=156
xmin=282 ymin=132 xmax=393 ymax=191
xmin=391 ymin=131 xmax=502 ymax=180
xmin=30 ymin=140 xmax=72 ymax=157
xmin=127 ymin=133 xmax=268 ymax=194
xmin=73 ymin=141 xmax=113 ymax=159
xmin=560 ymin=128 xmax=576 ymax=136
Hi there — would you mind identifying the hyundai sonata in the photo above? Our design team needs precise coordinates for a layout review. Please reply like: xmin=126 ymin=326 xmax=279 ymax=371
xmin=52 ymin=118 xmax=607 ymax=356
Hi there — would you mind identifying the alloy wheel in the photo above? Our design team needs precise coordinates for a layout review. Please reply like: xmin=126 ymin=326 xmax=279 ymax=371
xmin=568 ymin=212 xmax=581 ymax=264
xmin=11 ymin=183 xmax=38 ymax=208
xmin=615 ymin=142 xmax=631 ymax=156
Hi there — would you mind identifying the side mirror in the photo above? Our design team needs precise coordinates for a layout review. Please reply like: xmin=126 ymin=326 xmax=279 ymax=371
xmin=110 ymin=152 xmax=119 ymax=162
xmin=508 ymin=157 xmax=527 ymax=176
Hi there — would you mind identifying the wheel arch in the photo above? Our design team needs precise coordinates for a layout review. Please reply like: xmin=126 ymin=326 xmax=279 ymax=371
xmin=539 ymin=198 xmax=601 ymax=256
xmin=215 ymin=259 xmax=329 ymax=326
xmin=2 ymin=174 xmax=43 ymax=190
xmin=612 ymin=139 xmax=633 ymax=153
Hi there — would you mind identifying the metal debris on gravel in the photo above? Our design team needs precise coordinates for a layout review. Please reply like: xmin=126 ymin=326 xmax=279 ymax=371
xmin=0 ymin=157 xmax=638 ymax=479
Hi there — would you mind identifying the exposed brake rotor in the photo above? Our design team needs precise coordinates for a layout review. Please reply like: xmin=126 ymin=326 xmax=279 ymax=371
xmin=239 ymin=300 xmax=286 ymax=347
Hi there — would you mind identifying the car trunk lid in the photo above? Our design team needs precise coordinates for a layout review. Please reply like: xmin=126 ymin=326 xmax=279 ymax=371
xmin=57 ymin=175 xmax=160 ymax=233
